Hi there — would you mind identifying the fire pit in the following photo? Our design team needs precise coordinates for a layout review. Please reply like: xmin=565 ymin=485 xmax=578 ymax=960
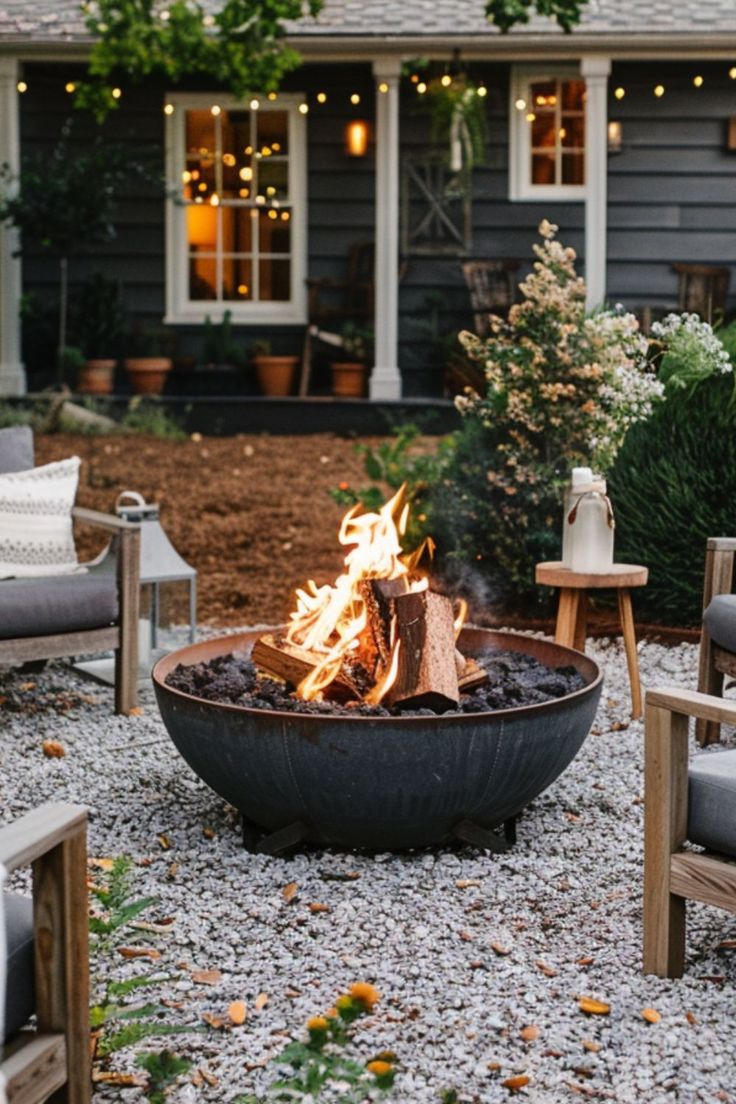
xmin=153 ymin=489 xmax=602 ymax=852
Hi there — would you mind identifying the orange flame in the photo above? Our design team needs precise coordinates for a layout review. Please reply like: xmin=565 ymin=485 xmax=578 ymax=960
xmin=286 ymin=486 xmax=425 ymax=702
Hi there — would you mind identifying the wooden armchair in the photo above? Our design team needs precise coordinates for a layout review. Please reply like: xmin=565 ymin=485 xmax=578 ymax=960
xmin=673 ymin=263 xmax=730 ymax=324
xmin=1 ymin=804 xmax=90 ymax=1103
xmin=462 ymin=259 xmax=521 ymax=337
xmin=643 ymin=688 xmax=736 ymax=978
xmin=0 ymin=426 xmax=140 ymax=714
xmin=696 ymin=537 xmax=736 ymax=746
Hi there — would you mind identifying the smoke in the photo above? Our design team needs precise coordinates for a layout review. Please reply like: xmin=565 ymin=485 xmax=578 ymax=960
xmin=430 ymin=557 xmax=504 ymax=626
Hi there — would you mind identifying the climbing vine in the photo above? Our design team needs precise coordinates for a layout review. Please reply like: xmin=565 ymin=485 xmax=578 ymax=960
xmin=486 ymin=0 xmax=588 ymax=33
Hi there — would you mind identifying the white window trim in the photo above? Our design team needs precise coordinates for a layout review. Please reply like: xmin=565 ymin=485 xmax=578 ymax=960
xmin=164 ymin=91 xmax=307 ymax=326
xmin=509 ymin=67 xmax=587 ymax=202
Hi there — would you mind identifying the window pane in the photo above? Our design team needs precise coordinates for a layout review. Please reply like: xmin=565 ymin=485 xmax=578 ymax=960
xmin=186 ymin=202 xmax=218 ymax=252
xmin=531 ymin=153 xmax=556 ymax=185
xmin=562 ymin=79 xmax=585 ymax=112
xmin=259 ymin=258 xmax=291 ymax=301
xmin=530 ymin=80 xmax=557 ymax=108
xmin=257 ymin=110 xmax=289 ymax=157
xmin=531 ymin=115 xmax=557 ymax=148
xmin=222 ymin=257 xmax=253 ymax=301
xmin=561 ymin=117 xmax=585 ymax=149
xmin=185 ymin=110 xmax=217 ymax=198
xmin=221 ymin=110 xmax=251 ymax=199
xmin=258 ymin=159 xmax=289 ymax=201
xmin=258 ymin=208 xmax=291 ymax=253
xmin=562 ymin=152 xmax=585 ymax=185
xmin=221 ymin=206 xmax=253 ymax=253
xmin=189 ymin=256 xmax=217 ymax=299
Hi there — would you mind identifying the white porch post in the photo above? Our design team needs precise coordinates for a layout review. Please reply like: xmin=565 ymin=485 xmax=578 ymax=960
xmin=370 ymin=58 xmax=401 ymax=400
xmin=581 ymin=56 xmax=611 ymax=311
xmin=0 ymin=57 xmax=25 ymax=395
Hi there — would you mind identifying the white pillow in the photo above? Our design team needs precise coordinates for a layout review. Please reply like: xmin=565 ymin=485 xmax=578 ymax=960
xmin=0 ymin=456 xmax=83 ymax=579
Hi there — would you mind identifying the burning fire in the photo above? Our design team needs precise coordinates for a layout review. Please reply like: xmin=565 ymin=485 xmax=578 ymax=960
xmin=286 ymin=486 xmax=444 ymax=703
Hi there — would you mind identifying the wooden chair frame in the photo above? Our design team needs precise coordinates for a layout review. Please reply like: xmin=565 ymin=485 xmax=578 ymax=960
xmin=696 ymin=536 xmax=736 ymax=746
xmin=0 ymin=509 xmax=140 ymax=715
xmin=643 ymin=688 xmax=736 ymax=978
xmin=0 ymin=804 xmax=90 ymax=1104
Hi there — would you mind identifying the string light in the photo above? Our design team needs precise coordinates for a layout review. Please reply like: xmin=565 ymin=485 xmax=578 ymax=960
xmin=65 ymin=81 xmax=76 ymax=94
xmin=654 ymin=84 xmax=665 ymax=97
xmin=514 ymin=98 xmax=526 ymax=111
xmin=730 ymin=67 xmax=736 ymax=79
xmin=525 ymin=112 xmax=536 ymax=122
xmin=209 ymin=193 xmax=220 ymax=206
xmin=111 ymin=87 xmax=122 ymax=99
xmin=211 ymin=104 xmax=221 ymax=116
xmin=17 ymin=81 xmax=27 ymax=93
xmin=693 ymin=74 xmax=704 ymax=87
xmin=441 ymin=73 xmax=452 ymax=87
xmin=410 ymin=74 xmax=419 ymax=84
xmin=298 ymin=102 xmax=309 ymax=114
xmin=614 ymin=86 xmax=625 ymax=100
xmin=268 ymin=209 xmax=278 ymax=219
xmin=164 ymin=102 xmax=174 ymax=115
xmin=378 ymin=82 xmax=389 ymax=93
xmin=477 ymin=84 xmax=488 ymax=98
xmin=267 ymin=91 xmax=278 ymax=101
xmin=238 ymin=284 xmax=249 ymax=295
xmin=350 ymin=93 xmax=361 ymax=105
xmin=417 ymin=82 xmax=427 ymax=94
xmin=249 ymin=98 xmax=260 ymax=110
xmin=316 ymin=92 xmax=327 ymax=103
xmin=182 ymin=170 xmax=192 ymax=183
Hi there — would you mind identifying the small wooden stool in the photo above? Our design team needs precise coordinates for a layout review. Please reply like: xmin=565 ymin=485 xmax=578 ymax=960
xmin=535 ymin=562 xmax=649 ymax=719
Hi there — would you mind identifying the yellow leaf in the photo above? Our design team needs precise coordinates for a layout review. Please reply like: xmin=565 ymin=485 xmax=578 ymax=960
xmin=42 ymin=739 xmax=65 ymax=758
xmin=641 ymin=1007 xmax=661 ymax=1024
xmin=282 ymin=881 xmax=298 ymax=902
xmin=229 ymin=1000 xmax=247 ymax=1025
xmin=503 ymin=1075 xmax=531 ymax=1091
xmin=89 ymin=857 xmax=114 ymax=871
xmin=582 ymin=1039 xmax=601 ymax=1053
xmin=490 ymin=942 xmax=511 ymax=956
xmin=202 ymin=1012 xmax=227 ymax=1030
xmin=520 ymin=1025 xmax=540 ymax=1042
xmin=191 ymin=968 xmax=222 ymax=985
xmin=536 ymin=960 xmax=557 ymax=977
xmin=255 ymin=992 xmax=269 ymax=1011
xmin=578 ymin=997 xmax=610 ymax=1016
xmin=157 ymin=834 xmax=172 ymax=850
xmin=308 ymin=902 xmax=330 ymax=913
xmin=456 ymin=879 xmax=481 ymax=889
xmin=116 ymin=946 xmax=161 ymax=960
xmin=92 ymin=1072 xmax=146 ymax=1086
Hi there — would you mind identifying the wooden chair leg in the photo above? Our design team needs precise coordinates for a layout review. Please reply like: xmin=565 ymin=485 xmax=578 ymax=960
xmin=696 ymin=542 xmax=735 ymax=745
xmin=696 ymin=628 xmax=723 ymax=747
xmin=115 ymin=526 xmax=140 ymax=715
xmin=618 ymin=588 xmax=643 ymax=720
xmin=555 ymin=589 xmax=580 ymax=649
xmin=643 ymin=702 xmax=688 ymax=978
xmin=573 ymin=591 xmax=588 ymax=652
xmin=33 ymin=823 xmax=91 ymax=1103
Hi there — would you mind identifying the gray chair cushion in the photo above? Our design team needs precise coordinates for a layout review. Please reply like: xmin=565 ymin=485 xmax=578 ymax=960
xmin=0 ymin=571 xmax=118 ymax=639
xmin=0 ymin=425 xmax=34 ymax=474
xmin=4 ymin=892 xmax=35 ymax=1042
xmin=703 ymin=594 xmax=736 ymax=654
xmin=688 ymin=748 xmax=736 ymax=858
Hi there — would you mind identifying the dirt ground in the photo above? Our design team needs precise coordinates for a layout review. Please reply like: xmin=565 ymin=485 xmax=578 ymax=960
xmin=36 ymin=432 xmax=388 ymax=628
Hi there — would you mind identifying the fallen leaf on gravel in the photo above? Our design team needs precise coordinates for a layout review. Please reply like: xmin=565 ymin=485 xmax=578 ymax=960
xmin=716 ymin=939 xmax=736 ymax=949
xmin=565 ymin=812 xmax=582 ymax=823
xmin=229 ymin=1000 xmax=247 ymax=1024
xmin=686 ymin=1011 xmax=698 ymax=1025
xmin=191 ymin=1071 xmax=204 ymax=1088
xmin=282 ymin=881 xmax=298 ymax=902
xmin=641 ymin=1008 xmax=661 ymax=1023
xmin=19 ymin=681 xmax=36 ymax=691
xmin=320 ymin=870 xmax=360 ymax=882
xmin=488 ymin=1062 xmax=502 ymax=1071
xmin=130 ymin=919 xmax=175 ymax=934
xmin=255 ymin=992 xmax=269 ymax=1010
xmin=127 ymin=706 xmax=144 ymax=716
xmin=117 ymin=947 xmax=161 ymax=960
xmin=42 ymin=739 xmax=65 ymax=758
xmin=459 ymin=930 xmax=474 ymax=942
xmin=542 ymin=1049 xmax=563 ymax=1058
xmin=503 ymin=1075 xmax=530 ymax=1091
xmin=157 ymin=834 xmax=172 ymax=850
xmin=490 ymin=942 xmax=511 ymax=956
xmin=200 ymin=1069 xmax=219 ymax=1086
xmin=191 ymin=968 xmax=222 ymax=985
xmin=308 ymin=902 xmax=330 ymax=913
xmin=162 ymin=999 xmax=186 ymax=1009
xmin=582 ymin=1040 xmax=601 ymax=1053
xmin=89 ymin=857 xmax=114 ymax=871
xmin=202 ymin=826 xmax=216 ymax=839
xmin=576 ymin=956 xmax=595 ymax=967
xmin=520 ymin=1025 xmax=540 ymax=1042
xmin=285 ymin=988 xmax=301 ymax=998
xmin=578 ymin=997 xmax=610 ymax=1016
xmin=610 ymin=721 xmax=629 ymax=731
xmin=573 ymin=1067 xmax=594 ymax=1079
xmin=202 ymin=1012 xmax=227 ymax=1030
xmin=92 ymin=1072 xmax=146 ymax=1086
xmin=456 ymin=879 xmax=481 ymax=889
xmin=536 ymin=960 xmax=557 ymax=977
xmin=168 ymin=862 xmax=179 ymax=878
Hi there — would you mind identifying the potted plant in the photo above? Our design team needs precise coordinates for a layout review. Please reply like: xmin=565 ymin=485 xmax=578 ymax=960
xmin=124 ymin=325 xmax=176 ymax=395
xmin=73 ymin=273 xmax=126 ymax=394
xmin=202 ymin=310 xmax=247 ymax=371
xmin=251 ymin=340 xmax=300 ymax=397
xmin=330 ymin=323 xmax=372 ymax=397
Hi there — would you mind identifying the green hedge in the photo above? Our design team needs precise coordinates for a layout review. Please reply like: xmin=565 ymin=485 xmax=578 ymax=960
xmin=608 ymin=374 xmax=736 ymax=627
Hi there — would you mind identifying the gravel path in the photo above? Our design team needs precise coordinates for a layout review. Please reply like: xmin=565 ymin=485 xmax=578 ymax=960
xmin=2 ymin=634 xmax=735 ymax=1103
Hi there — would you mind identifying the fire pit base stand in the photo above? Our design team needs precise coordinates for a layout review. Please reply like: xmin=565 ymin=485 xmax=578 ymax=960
xmin=241 ymin=814 xmax=517 ymax=856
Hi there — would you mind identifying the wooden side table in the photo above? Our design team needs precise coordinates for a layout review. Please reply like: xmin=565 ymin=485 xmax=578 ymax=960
xmin=535 ymin=562 xmax=649 ymax=719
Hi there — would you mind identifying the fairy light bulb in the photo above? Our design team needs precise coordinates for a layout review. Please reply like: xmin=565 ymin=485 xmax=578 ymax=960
xmin=515 ymin=98 xmax=526 ymax=111
xmin=614 ymin=86 xmax=625 ymax=100
xmin=267 ymin=91 xmax=277 ymax=101
xmin=211 ymin=104 xmax=221 ymax=116
xmin=316 ymin=92 xmax=327 ymax=103
xmin=441 ymin=73 xmax=452 ymax=87
xmin=693 ymin=74 xmax=704 ymax=88
xmin=298 ymin=102 xmax=309 ymax=114
xmin=350 ymin=93 xmax=361 ymax=105
xmin=378 ymin=82 xmax=389 ymax=94
xmin=249 ymin=98 xmax=260 ymax=110
xmin=164 ymin=102 xmax=174 ymax=115
xmin=654 ymin=84 xmax=665 ymax=98
xmin=65 ymin=81 xmax=76 ymax=94
xmin=477 ymin=84 xmax=488 ymax=98
xmin=730 ymin=67 xmax=736 ymax=79
xmin=16 ymin=80 xmax=27 ymax=93
xmin=417 ymin=82 xmax=427 ymax=94
xmin=111 ymin=87 xmax=122 ymax=99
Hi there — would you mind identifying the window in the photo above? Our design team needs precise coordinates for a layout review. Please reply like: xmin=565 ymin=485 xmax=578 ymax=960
xmin=165 ymin=93 xmax=306 ymax=324
xmin=509 ymin=69 xmax=587 ymax=201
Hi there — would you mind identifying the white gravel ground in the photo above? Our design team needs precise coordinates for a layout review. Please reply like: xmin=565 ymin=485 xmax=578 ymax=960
xmin=2 ymin=633 xmax=735 ymax=1104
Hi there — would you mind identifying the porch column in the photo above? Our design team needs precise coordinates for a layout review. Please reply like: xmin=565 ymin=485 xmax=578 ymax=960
xmin=581 ymin=56 xmax=611 ymax=311
xmin=370 ymin=58 xmax=401 ymax=400
xmin=0 ymin=57 xmax=25 ymax=395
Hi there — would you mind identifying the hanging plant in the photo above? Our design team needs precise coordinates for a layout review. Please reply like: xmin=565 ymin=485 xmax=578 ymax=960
xmin=485 ymin=0 xmax=588 ymax=33
xmin=74 ymin=0 xmax=323 ymax=121
xmin=425 ymin=76 xmax=489 ymax=172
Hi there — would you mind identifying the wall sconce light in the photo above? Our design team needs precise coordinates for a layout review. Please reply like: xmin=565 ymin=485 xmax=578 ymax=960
xmin=727 ymin=117 xmax=736 ymax=151
xmin=345 ymin=120 xmax=369 ymax=157
xmin=607 ymin=120 xmax=623 ymax=154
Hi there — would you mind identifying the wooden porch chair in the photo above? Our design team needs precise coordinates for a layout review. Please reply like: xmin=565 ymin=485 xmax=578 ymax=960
xmin=0 ymin=426 xmax=140 ymax=714
xmin=673 ymin=263 xmax=730 ymax=324
xmin=696 ymin=536 xmax=736 ymax=746
xmin=462 ymin=259 xmax=521 ymax=338
xmin=1 ymin=804 xmax=90 ymax=1103
xmin=643 ymin=688 xmax=736 ymax=978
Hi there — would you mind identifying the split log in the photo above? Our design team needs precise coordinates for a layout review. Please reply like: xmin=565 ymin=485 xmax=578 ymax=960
xmin=357 ymin=577 xmax=410 ymax=677
xmin=386 ymin=590 xmax=460 ymax=711
xmin=458 ymin=657 xmax=489 ymax=693
xmin=251 ymin=633 xmax=362 ymax=699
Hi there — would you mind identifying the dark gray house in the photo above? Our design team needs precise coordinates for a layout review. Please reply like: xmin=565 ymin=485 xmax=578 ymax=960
xmin=1 ymin=0 xmax=736 ymax=399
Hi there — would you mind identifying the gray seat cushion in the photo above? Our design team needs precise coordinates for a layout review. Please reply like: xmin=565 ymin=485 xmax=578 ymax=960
xmin=0 ymin=425 xmax=34 ymax=475
xmin=4 ymin=892 xmax=35 ymax=1042
xmin=689 ymin=748 xmax=736 ymax=858
xmin=703 ymin=594 xmax=736 ymax=654
xmin=0 ymin=571 xmax=118 ymax=639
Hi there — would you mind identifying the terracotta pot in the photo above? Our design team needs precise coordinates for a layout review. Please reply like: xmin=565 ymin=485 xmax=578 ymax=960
xmin=254 ymin=355 xmax=299 ymax=397
xmin=124 ymin=357 xmax=173 ymax=395
xmin=78 ymin=358 xmax=116 ymax=395
xmin=331 ymin=361 xmax=367 ymax=398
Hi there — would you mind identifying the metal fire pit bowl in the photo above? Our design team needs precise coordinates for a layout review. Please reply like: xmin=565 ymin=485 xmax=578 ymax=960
xmin=153 ymin=627 xmax=602 ymax=853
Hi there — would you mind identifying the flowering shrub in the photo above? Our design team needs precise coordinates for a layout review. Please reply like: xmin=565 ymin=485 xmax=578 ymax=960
xmin=650 ymin=312 xmax=733 ymax=393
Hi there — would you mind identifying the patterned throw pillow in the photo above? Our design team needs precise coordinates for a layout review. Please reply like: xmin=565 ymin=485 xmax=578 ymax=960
xmin=0 ymin=457 xmax=83 ymax=579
